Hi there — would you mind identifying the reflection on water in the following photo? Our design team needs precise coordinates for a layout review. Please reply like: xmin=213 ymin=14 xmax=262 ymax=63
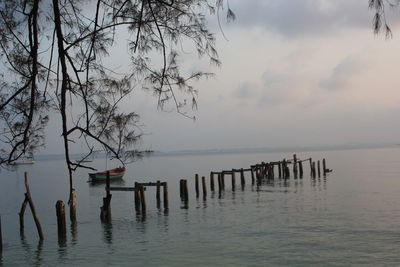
xmin=1 ymin=147 xmax=400 ymax=265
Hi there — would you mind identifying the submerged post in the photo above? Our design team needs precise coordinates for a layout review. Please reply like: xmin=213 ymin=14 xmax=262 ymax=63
xmin=56 ymin=200 xmax=66 ymax=239
xmin=210 ymin=172 xmax=215 ymax=192
xmin=299 ymin=161 xmax=304 ymax=178
xmin=231 ymin=170 xmax=236 ymax=191
xmin=318 ymin=160 xmax=321 ymax=178
xmin=195 ymin=174 xmax=199 ymax=198
xmin=293 ymin=154 xmax=298 ymax=178
xmin=70 ymin=189 xmax=77 ymax=223
xmin=134 ymin=182 xmax=141 ymax=212
xmin=139 ymin=186 xmax=146 ymax=214
xmin=163 ymin=182 xmax=169 ymax=210
xmin=251 ymin=167 xmax=255 ymax=185
xmin=217 ymin=174 xmax=222 ymax=194
xmin=323 ymin=158 xmax=327 ymax=176
xmin=156 ymin=180 xmax=161 ymax=208
xmin=202 ymin=176 xmax=207 ymax=199
xmin=240 ymin=168 xmax=245 ymax=187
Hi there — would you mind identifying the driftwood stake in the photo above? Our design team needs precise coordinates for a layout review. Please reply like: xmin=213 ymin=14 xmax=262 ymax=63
xmin=318 ymin=160 xmax=321 ymax=178
xmin=56 ymin=200 xmax=66 ymax=239
xmin=323 ymin=158 xmax=327 ymax=176
xmin=20 ymin=172 xmax=44 ymax=240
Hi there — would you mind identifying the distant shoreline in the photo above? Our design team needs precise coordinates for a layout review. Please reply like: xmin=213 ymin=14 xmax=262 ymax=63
xmin=34 ymin=143 xmax=399 ymax=161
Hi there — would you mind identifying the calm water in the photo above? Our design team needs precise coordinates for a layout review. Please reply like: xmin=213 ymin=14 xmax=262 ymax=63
xmin=1 ymin=146 xmax=400 ymax=266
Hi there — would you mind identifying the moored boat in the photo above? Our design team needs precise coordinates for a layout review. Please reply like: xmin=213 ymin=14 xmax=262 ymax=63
xmin=88 ymin=167 xmax=125 ymax=182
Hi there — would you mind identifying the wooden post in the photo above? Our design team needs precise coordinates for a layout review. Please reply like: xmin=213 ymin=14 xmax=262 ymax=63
xmin=221 ymin=172 xmax=225 ymax=190
xmin=56 ymin=200 xmax=66 ymax=239
xmin=210 ymin=172 xmax=215 ymax=192
xmin=240 ymin=168 xmax=245 ymax=187
xmin=309 ymin=158 xmax=313 ymax=175
xmin=293 ymin=154 xmax=298 ymax=178
xmin=323 ymin=158 xmax=327 ymax=176
xmin=139 ymin=186 xmax=146 ymax=214
xmin=202 ymin=176 xmax=207 ymax=199
xmin=70 ymin=189 xmax=77 ymax=223
xmin=278 ymin=162 xmax=282 ymax=178
xmin=318 ymin=160 xmax=321 ymax=178
xmin=179 ymin=179 xmax=184 ymax=200
xmin=184 ymin=180 xmax=189 ymax=202
xmin=217 ymin=174 xmax=222 ymax=194
xmin=299 ymin=161 xmax=303 ymax=178
xmin=231 ymin=170 xmax=236 ymax=191
xmin=156 ymin=180 xmax=161 ymax=208
xmin=163 ymin=182 xmax=169 ymax=209
xmin=312 ymin=162 xmax=316 ymax=178
xmin=251 ymin=167 xmax=255 ymax=185
xmin=195 ymin=174 xmax=199 ymax=198
xmin=134 ymin=182 xmax=140 ymax=212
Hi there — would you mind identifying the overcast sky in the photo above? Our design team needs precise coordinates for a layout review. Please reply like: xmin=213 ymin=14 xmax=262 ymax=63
xmin=45 ymin=0 xmax=400 ymax=153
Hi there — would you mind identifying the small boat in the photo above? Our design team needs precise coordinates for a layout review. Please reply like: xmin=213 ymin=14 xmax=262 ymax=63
xmin=88 ymin=167 xmax=125 ymax=182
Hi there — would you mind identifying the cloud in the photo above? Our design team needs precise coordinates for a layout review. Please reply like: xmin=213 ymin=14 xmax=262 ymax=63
xmin=319 ymin=56 xmax=363 ymax=90
xmin=232 ymin=81 xmax=256 ymax=98
xmin=227 ymin=0 xmax=391 ymax=38
xmin=258 ymin=70 xmax=291 ymax=106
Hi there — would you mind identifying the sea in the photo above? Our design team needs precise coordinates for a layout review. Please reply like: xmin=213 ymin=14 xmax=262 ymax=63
xmin=1 ymin=145 xmax=400 ymax=266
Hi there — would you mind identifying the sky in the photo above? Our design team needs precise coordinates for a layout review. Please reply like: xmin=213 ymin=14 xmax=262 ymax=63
xmin=45 ymin=0 xmax=400 ymax=153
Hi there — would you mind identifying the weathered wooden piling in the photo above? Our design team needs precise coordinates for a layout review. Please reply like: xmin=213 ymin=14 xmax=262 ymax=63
xmin=156 ymin=180 xmax=161 ymax=208
xmin=299 ymin=160 xmax=304 ymax=178
xmin=318 ymin=160 xmax=321 ymax=178
xmin=56 ymin=200 xmax=66 ymax=238
xmin=251 ymin=167 xmax=255 ymax=185
xmin=323 ymin=158 xmax=327 ymax=176
xmin=70 ymin=189 xmax=77 ymax=223
xmin=231 ymin=170 xmax=236 ymax=191
xmin=195 ymin=174 xmax=199 ymax=198
xmin=312 ymin=162 xmax=316 ymax=178
xmin=101 ymin=171 xmax=112 ymax=220
xmin=163 ymin=182 xmax=169 ymax=209
xmin=309 ymin=158 xmax=313 ymax=175
xmin=221 ymin=172 xmax=225 ymax=190
xmin=135 ymin=182 xmax=141 ymax=212
xmin=139 ymin=186 xmax=146 ymax=214
xmin=210 ymin=172 xmax=215 ymax=192
xmin=278 ymin=162 xmax=282 ymax=178
xmin=218 ymin=173 xmax=222 ymax=194
xmin=293 ymin=154 xmax=298 ymax=178
xmin=202 ymin=176 xmax=207 ymax=199
xmin=240 ymin=168 xmax=245 ymax=187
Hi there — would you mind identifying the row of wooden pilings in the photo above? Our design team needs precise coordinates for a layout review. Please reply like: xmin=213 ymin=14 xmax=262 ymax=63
xmin=179 ymin=155 xmax=331 ymax=201
xmin=2 ymin=155 xmax=330 ymax=247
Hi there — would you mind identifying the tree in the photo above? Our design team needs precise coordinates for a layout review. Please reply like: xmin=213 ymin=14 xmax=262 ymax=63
xmin=0 ymin=0 xmax=235 ymax=205
xmin=369 ymin=0 xmax=400 ymax=37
